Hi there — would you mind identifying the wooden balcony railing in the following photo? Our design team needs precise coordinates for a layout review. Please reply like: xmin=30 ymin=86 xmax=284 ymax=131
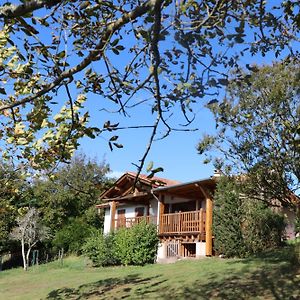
xmin=113 ymin=209 xmax=206 ymax=235
xmin=114 ymin=215 xmax=157 ymax=229
xmin=159 ymin=209 xmax=206 ymax=234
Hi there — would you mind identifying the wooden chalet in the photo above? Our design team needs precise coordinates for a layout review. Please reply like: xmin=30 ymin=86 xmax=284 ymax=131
xmin=96 ymin=172 xmax=218 ymax=260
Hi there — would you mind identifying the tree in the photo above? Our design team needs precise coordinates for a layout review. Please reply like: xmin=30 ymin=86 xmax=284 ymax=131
xmin=198 ymin=60 xmax=300 ymax=207
xmin=33 ymin=153 xmax=111 ymax=230
xmin=0 ymin=162 xmax=31 ymax=253
xmin=213 ymin=176 xmax=245 ymax=257
xmin=0 ymin=1 xmax=299 ymax=174
xmin=10 ymin=208 xmax=50 ymax=271
xmin=213 ymin=176 xmax=286 ymax=258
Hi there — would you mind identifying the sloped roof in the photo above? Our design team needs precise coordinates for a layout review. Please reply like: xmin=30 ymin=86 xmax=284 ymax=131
xmin=99 ymin=171 xmax=180 ymax=201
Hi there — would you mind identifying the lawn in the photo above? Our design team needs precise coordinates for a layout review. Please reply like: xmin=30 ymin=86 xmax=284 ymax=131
xmin=0 ymin=245 xmax=299 ymax=300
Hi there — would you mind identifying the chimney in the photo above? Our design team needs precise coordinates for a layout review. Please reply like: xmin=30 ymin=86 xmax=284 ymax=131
xmin=213 ymin=169 xmax=222 ymax=177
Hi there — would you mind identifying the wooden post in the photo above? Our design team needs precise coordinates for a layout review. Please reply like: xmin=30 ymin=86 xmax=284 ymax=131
xmin=199 ymin=208 xmax=203 ymax=236
xmin=198 ymin=185 xmax=213 ymax=256
xmin=110 ymin=201 xmax=116 ymax=232
xmin=205 ymin=196 xmax=213 ymax=256
xmin=158 ymin=198 xmax=165 ymax=234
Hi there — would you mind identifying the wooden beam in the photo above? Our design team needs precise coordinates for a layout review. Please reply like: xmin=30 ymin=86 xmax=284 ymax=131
xmin=158 ymin=194 xmax=165 ymax=234
xmin=110 ymin=201 xmax=116 ymax=232
xmin=198 ymin=184 xmax=213 ymax=256
xmin=205 ymin=194 xmax=213 ymax=256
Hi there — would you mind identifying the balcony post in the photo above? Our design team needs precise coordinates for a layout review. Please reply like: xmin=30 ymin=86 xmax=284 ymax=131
xmin=198 ymin=185 xmax=213 ymax=256
xmin=157 ymin=194 xmax=165 ymax=234
xmin=205 ymin=196 xmax=213 ymax=256
xmin=110 ymin=201 xmax=116 ymax=232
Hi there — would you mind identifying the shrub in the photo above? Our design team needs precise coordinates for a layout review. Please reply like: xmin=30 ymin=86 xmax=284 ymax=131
xmin=242 ymin=202 xmax=286 ymax=255
xmin=213 ymin=176 xmax=245 ymax=257
xmin=82 ymin=230 xmax=118 ymax=267
xmin=114 ymin=221 xmax=159 ymax=266
xmin=131 ymin=221 xmax=159 ymax=265
xmin=114 ymin=227 xmax=134 ymax=266
xmin=213 ymin=176 xmax=286 ymax=258
xmin=52 ymin=219 xmax=94 ymax=254
xmin=83 ymin=221 xmax=159 ymax=267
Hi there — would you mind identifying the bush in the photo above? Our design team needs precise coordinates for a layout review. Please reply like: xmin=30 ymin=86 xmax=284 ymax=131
xmin=213 ymin=176 xmax=286 ymax=258
xmin=83 ymin=221 xmax=159 ymax=267
xmin=114 ymin=221 xmax=159 ymax=266
xmin=114 ymin=227 xmax=134 ymax=266
xmin=242 ymin=202 xmax=286 ymax=255
xmin=213 ymin=177 xmax=245 ymax=257
xmin=82 ymin=230 xmax=118 ymax=267
xmin=52 ymin=219 xmax=94 ymax=254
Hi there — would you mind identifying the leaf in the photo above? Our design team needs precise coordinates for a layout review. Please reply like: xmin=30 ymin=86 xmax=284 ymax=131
xmin=116 ymin=45 xmax=125 ymax=51
xmin=0 ymin=87 xmax=6 ymax=95
xmin=56 ymin=50 xmax=66 ymax=59
xmin=111 ymin=39 xmax=119 ymax=47
xmin=112 ymin=48 xmax=120 ymax=55
xmin=218 ymin=78 xmax=229 ymax=86
xmin=109 ymin=136 xmax=118 ymax=141
xmin=146 ymin=161 xmax=154 ymax=172
xmin=207 ymin=99 xmax=218 ymax=106
xmin=113 ymin=143 xmax=123 ymax=148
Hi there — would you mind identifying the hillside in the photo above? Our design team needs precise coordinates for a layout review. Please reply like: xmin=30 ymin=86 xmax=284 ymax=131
xmin=0 ymin=245 xmax=299 ymax=300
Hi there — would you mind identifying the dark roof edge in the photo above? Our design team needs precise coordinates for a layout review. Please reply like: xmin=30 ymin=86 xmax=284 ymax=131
xmin=153 ymin=177 xmax=216 ymax=192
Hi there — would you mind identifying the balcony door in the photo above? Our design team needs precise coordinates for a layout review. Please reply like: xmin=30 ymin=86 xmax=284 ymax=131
xmin=117 ymin=209 xmax=126 ymax=228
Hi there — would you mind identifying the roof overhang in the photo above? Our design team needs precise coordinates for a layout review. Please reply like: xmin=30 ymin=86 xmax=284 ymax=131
xmin=153 ymin=177 xmax=217 ymax=199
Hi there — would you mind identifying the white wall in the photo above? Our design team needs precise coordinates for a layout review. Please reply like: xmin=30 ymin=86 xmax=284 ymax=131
xmin=116 ymin=204 xmax=147 ymax=219
xmin=103 ymin=208 xmax=111 ymax=234
xmin=196 ymin=242 xmax=206 ymax=257
xmin=149 ymin=198 xmax=158 ymax=216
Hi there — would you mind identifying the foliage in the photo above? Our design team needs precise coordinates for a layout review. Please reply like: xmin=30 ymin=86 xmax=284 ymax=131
xmin=213 ymin=176 xmax=245 ymax=257
xmin=130 ymin=221 xmax=159 ymax=265
xmin=114 ymin=227 xmax=134 ymax=266
xmin=0 ymin=162 xmax=31 ymax=253
xmin=0 ymin=1 xmax=299 ymax=171
xmin=82 ymin=231 xmax=118 ymax=267
xmin=33 ymin=153 xmax=111 ymax=231
xmin=198 ymin=61 xmax=300 ymax=207
xmin=10 ymin=208 xmax=50 ymax=270
xmin=52 ymin=219 xmax=94 ymax=255
xmin=295 ymin=215 xmax=300 ymax=236
xmin=242 ymin=201 xmax=286 ymax=255
xmin=213 ymin=177 xmax=286 ymax=258
xmin=114 ymin=221 xmax=159 ymax=266
xmin=83 ymin=221 xmax=159 ymax=266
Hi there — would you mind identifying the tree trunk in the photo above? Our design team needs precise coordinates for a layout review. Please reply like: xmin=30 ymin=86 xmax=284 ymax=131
xmin=21 ymin=238 xmax=27 ymax=271
xmin=26 ymin=246 xmax=32 ymax=271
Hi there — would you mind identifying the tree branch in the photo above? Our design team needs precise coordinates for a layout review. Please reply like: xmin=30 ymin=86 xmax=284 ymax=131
xmin=0 ymin=0 xmax=160 ymax=112
xmin=0 ymin=0 xmax=62 ymax=18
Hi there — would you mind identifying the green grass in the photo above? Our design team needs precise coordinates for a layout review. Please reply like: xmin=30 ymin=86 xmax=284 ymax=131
xmin=0 ymin=245 xmax=299 ymax=300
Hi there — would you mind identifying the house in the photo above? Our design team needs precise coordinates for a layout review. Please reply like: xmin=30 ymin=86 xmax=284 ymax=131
xmin=96 ymin=171 xmax=298 ymax=261
xmin=96 ymin=171 xmax=218 ymax=260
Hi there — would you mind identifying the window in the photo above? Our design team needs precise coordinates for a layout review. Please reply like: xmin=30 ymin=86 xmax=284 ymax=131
xmin=135 ymin=207 xmax=145 ymax=217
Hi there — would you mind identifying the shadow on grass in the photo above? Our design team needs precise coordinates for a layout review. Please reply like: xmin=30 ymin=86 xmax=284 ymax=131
xmin=46 ymin=245 xmax=300 ymax=299
xmin=46 ymin=273 xmax=167 ymax=299
xmin=160 ymin=259 xmax=300 ymax=299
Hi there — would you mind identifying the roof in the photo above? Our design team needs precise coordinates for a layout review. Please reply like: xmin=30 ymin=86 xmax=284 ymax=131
xmin=126 ymin=171 xmax=181 ymax=187
xmin=153 ymin=177 xmax=217 ymax=199
xmin=99 ymin=171 xmax=180 ymax=201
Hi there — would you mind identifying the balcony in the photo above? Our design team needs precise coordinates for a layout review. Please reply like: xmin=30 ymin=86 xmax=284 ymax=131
xmin=113 ymin=215 xmax=156 ymax=229
xmin=159 ymin=209 xmax=206 ymax=235
xmin=113 ymin=209 xmax=206 ymax=235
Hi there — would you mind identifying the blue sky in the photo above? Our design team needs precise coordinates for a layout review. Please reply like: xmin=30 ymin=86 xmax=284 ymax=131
xmin=4 ymin=1 xmax=299 ymax=182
